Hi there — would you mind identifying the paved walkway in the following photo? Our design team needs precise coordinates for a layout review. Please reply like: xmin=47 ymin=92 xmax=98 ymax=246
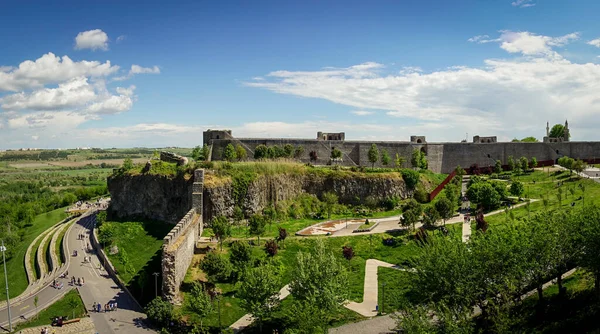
xmin=0 ymin=212 xmax=154 ymax=333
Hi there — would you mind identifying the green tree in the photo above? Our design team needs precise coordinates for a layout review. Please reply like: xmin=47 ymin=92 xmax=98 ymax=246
xmin=192 ymin=145 xmax=202 ymax=161
xmin=145 ymin=297 xmax=175 ymax=328
xmin=223 ymin=143 xmax=237 ymax=162
xmin=575 ymin=206 xmax=600 ymax=298
xmin=289 ymin=239 xmax=349 ymax=331
xmin=434 ymin=197 xmax=453 ymax=225
xmin=520 ymin=156 xmax=529 ymax=171
xmin=411 ymin=149 xmax=421 ymax=169
xmin=235 ymin=145 xmax=247 ymax=161
xmin=422 ymin=205 xmax=440 ymax=227
xmin=238 ymin=264 xmax=282 ymax=332
xmin=550 ymin=124 xmax=570 ymax=139
xmin=368 ymin=144 xmax=379 ymax=167
xmin=248 ymin=214 xmax=266 ymax=244
xmin=293 ymin=146 xmax=305 ymax=159
xmin=283 ymin=144 xmax=295 ymax=158
xmin=331 ymin=147 xmax=342 ymax=162
xmin=254 ymin=145 xmax=269 ymax=159
xmin=98 ymin=223 xmax=116 ymax=246
xmin=211 ymin=216 xmax=231 ymax=250
xmin=122 ymin=158 xmax=134 ymax=170
xmin=573 ymin=159 xmax=586 ymax=174
xmin=509 ymin=181 xmax=524 ymax=198
xmin=507 ymin=156 xmax=515 ymax=171
xmin=521 ymin=136 xmax=539 ymax=142
xmin=395 ymin=153 xmax=405 ymax=169
xmin=230 ymin=241 xmax=253 ymax=279
xmin=467 ymin=181 xmax=501 ymax=211
xmin=185 ymin=282 xmax=213 ymax=329
xmin=531 ymin=157 xmax=538 ymax=168
xmin=381 ymin=150 xmax=391 ymax=166
xmin=322 ymin=192 xmax=338 ymax=219
xmin=200 ymin=251 xmax=232 ymax=283
xmin=401 ymin=199 xmax=423 ymax=230
xmin=200 ymin=144 xmax=210 ymax=161
xmin=401 ymin=169 xmax=420 ymax=190
xmin=494 ymin=160 xmax=502 ymax=174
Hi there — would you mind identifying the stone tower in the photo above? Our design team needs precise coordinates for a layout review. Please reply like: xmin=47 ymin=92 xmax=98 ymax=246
xmin=546 ymin=122 xmax=549 ymax=137
xmin=564 ymin=119 xmax=570 ymax=142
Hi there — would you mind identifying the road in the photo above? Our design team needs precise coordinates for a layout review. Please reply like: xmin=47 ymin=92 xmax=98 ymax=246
xmin=0 ymin=213 xmax=154 ymax=333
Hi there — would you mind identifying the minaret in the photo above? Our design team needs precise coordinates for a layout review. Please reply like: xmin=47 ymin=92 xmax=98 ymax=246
xmin=564 ymin=119 xmax=570 ymax=142
xmin=546 ymin=122 xmax=549 ymax=137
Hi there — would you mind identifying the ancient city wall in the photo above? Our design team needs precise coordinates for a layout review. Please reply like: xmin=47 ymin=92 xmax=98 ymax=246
xmin=107 ymin=173 xmax=193 ymax=224
xmin=210 ymin=138 xmax=600 ymax=174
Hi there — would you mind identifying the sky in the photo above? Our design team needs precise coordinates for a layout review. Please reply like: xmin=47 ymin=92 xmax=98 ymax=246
xmin=2 ymin=0 xmax=600 ymax=149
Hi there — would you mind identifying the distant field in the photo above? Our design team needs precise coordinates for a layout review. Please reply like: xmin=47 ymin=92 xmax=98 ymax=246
xmin=7 ymin=158 xmax=148 ymax=169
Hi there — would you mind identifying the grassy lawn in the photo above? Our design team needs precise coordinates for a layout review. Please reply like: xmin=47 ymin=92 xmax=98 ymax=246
xmin=104 ymin=220 xmax=173 ymax=285
xmin=202 ymin=209 xmax=402 ymax=239
xmin=13 ymin=289 xmax=86 ymax=332
xmin=30 ymin=232 xmax=46 ymax=281
xmin=41 ymin=229 xmax=53 ymax=272
xmin=378 ymin=267 xmax=418 ymax=313
xmin=0 ymin=208 xmax=68 ymax=300
xmin=54 ymin=222 xmax=72 ymax=266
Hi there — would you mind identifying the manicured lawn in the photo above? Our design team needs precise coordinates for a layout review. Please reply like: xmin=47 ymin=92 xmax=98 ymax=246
xmin=104 ymin=220 xmax=173 ymax=284
xmin=54 ymin=222 xmax=72 ymax=266
xmin=41 ymin=229 xmax=53 ymax=272
xmin=378 ymin=267 xmax=418 ymax=313
xmin=0 ymin=208 xmax=68 ymax=301
xmin=13 ymin=289 xmax=86 ymax=331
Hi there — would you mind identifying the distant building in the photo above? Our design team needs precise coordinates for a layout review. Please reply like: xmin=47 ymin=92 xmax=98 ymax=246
xmin=543 ymin=120 xmax=570 ymax=143
xmin=473 ymin=136 xmax=497 ymax=143
xmin=317 ymin=132 xmax=345 ymax=141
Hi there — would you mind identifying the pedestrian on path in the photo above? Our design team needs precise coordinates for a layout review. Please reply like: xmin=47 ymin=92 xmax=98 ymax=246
xmin=114 ymin=302 xmax=117 ymax=311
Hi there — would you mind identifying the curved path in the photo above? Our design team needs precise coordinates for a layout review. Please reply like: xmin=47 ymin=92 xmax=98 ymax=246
xmin=0 ymin=211 xmax=154 ymax=333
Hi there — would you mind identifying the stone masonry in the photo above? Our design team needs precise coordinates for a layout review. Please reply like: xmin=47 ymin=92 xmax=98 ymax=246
xmin=161 ymin=169 xmax=204 ymax=304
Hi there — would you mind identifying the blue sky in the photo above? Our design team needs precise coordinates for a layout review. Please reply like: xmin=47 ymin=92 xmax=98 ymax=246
xmin=1 ymin=0 xmax=600 ymax=148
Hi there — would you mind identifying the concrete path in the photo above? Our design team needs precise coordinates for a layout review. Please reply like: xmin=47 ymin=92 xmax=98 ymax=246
xmin=462 ymin=221 xmax=472 ymax=243
xmin=345 ymin=260 xmax=405 ymax=317
xmin=329 ymin=314 xmax=396 ymax=334
xmin=230 ymin=284 xmax=290 ymax=332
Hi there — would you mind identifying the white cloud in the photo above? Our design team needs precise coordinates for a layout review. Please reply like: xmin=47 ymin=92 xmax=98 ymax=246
xmin=130 ymin=65 xmax=160 ymax=75
xmin=469 ymin=31 xmax=579 ymax=56
xmin=0 ymin=77 xmax=96 ymax=111
xmin=31 ymin=135 xmax=39 ymax=141
xmin=512 ymin=0 xmax=535 ymax=8
xmin=74 ymin=29 xmax=109 ymax=51
xmin=116 ymin=35 xmax=126 ymax=43
xmin=0 ymin=53 xmax=119 ymax=92
xmin=351 ymin=110 xmax=375 ymax=116
xmin=246 ymin=31 xmax=600 ymax=142
xmin=588 ymin=38 xmax=600 ymax=48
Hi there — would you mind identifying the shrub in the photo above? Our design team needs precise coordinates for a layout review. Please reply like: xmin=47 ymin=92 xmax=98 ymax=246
xmin=342 ymin=246 xmax=354 ymax=261
xmin=264 ymin=239 xmax=278 ymax=257
xmin=381 ymin=196 xmax=400 ymax=210
xmin=402 ymin=169 xmax=420 ymax=190
xmin=145 ymin=297 xmax=175 ymax=327
xmin=200 ymin=251 xmax=232 ymax=283
xmin=414 ymin=189 xmax=430 ymax=204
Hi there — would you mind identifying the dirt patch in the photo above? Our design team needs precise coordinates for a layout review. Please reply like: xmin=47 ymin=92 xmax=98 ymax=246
xmin=296 ymin=219 xmax=366 ymax=236
xmin=8 ymin=162 xmax=51 ymax=168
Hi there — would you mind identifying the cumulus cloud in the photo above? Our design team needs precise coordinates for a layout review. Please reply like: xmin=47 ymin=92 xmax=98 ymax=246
xmin=130 ymin=65 xmax=160 ymax=75
xmin=246 ymin=31 xmax=600 ymax=142
xmin=588 ymin=38 xmax=600 ymax=48
xmin=0 ymin=77 xmax=96 ymax=111
xmin=74 ymin=29 xmax=109 ymax=51
xmin=116 ymin=35 xmax=126 ymax=43
xmin=0 ymin=53 xmax=118 ymax=92
xmin=351 ymin=110 xmax=375 ymax=116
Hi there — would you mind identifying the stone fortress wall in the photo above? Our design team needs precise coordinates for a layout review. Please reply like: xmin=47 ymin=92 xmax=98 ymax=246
xmin=205 ymin=124 xmax=600 ymax=174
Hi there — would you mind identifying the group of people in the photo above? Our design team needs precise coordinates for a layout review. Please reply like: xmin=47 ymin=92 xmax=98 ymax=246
xmin=77 ymin=232 xmax=86 ymax=240
xmin=93 ymin=301 xmax=117 ymax=313
xmin=70 ymin=276 xmax=85 ymax=286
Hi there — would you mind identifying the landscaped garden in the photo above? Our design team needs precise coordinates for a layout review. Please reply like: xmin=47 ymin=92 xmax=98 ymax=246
xmin=12 ymin=289 xmax=86 ymax=332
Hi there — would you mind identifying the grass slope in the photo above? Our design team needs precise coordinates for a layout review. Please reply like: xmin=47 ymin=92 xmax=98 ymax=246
xmin=13 ymin=289 xmax=86 ymax=331
xmin=0 ymin=208 xmax=67 ymax=300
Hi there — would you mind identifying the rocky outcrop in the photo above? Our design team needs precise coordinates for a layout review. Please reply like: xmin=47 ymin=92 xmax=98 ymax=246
xmin=107 ymin=174 xmax=193 ymax=224
xmin=203 ymin=173 xmax=409 ymax=222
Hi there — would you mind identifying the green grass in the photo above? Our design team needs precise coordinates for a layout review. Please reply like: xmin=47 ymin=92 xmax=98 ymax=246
xmin=41 ymin=229 xmax=53 ymax=272
xmin=29 ymin=233 xmax=46 ymax=281
xmin=378 ymin=267 xmax=418 ymax=313
xmin=104 ymin=220 xmax=173 ymax=284
xmin=13 ymin=289 xmax=86 ymax=332
xmin=54 ymin=223 xmax=71 ymax=266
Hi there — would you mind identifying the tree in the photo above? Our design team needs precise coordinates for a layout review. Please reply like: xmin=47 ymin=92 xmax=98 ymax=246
xmin=401 ymin=199 xmax=423 ymax=230
xmin=395 ymin=153 xmax=405 ymax=169
xmin=264 ymin=239 xmax=278 ymax=256
xmin=342 ymin=245 xmax=354 ymax=261
xmin=411 ymin=149 xmax=421 ymax=169
xmin=573 ymin=159 xmax=586 ymax=174
xmin=200 ymin=251 xmax=232 ymax=283
xmin=233 ymin=206 xmax=244 ymax=227
xmin=192 ymin=145 xmax=202 ymax=161
xmin=401 ymin=169 xmax=420 ymax=190
xmin=277 ymin=227 xmax=288 ymax=248
xmin=330 ymin=147 xmax=342 ymax=162
xmin=509 ymin=181 xmax=524 ymax=198
xmin=434 ymin=197 xmax=453 ymax=225
xmin=289 ymin=239 xmax=348 ymax=331
xmin=322 ymin=192 xmax=339 ymax=219
xmin=145 ymin=297 xmax=175 ymax=328
xmin=467 ymin=181 xmax=501 ymax=211
xmin=381 ymin=150 xmax=391 ymax=166
xmin=558 ymin=156 xmax=575 ymax=174
xmin=223 ymin=143 xmax=237 ymax=162
xmin=494 ymin=160 xmax=502 ymax=174
xmin=235 ymin=145 xmax=247 ymax=161
xmin=422 ymin=205 xmax=440 ymax=227
xmin=531 ymin=157 xmax=538 ymax=168
xmin=239 ymin=264 xmax=282 ymax=333
xmin=550 ymin=124 xmax=570 ymax=139
xmin=122 ymin=158 xmax=134 ymax=170
xmin=368 ymin=144 xmax=379 ymax=167
xmin=230 ymin=241 xmax=253 ymax=278
xmin=185 ymin=282 xmax=213 ymax=329
xmin=248 ymin=214 xmax=266 ymax=244
xmin=294 ymin=146 xmax=305 ymax=159
xmin=283 ymin=144 xmax=295 ymax=158
xmin=254 ymin=145 xmax=269 ymax=159
xmin=507 ymin=156 xmax=515 ymax=171
xmin=575 ymin=205 xmax=600 ymax=299
xmin=211 ymin=216 xmax=231 ymax=251
xmin=521 ymin=136 xmax=539 ymax=142
xmin=309 ymin=150 xmax=318 ymax=162
xmin=520 ymin=156 xmax=529 ymax=171
xmin=98 ymin=223 xmax=116 ymax=246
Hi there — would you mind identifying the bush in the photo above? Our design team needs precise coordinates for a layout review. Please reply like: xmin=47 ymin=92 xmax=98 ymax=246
xmin=145 ymin=297 xmax=175 ymax=327
xmin=200 ymin=251 xmax=232 ymax=283
xmin=381 ymin=196 xmax=400 ymax=211
xmin=402 ymin=169 xmax=420 ymax=190
xmin=414 ymin=189 xmax=430 ymax=204
xmin=342 ymin=246 xmax=354 ymax=261
xmin=264 ymin=239 xmax=278 ymax=257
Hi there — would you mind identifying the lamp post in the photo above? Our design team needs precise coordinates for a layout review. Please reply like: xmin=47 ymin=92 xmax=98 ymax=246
xmin=152 ymin=272 xmax=160 ymax=298
xmin=1 ymin=240 xmax=12 ymax=332
xmin=382 ymin=281 xmax=386 ymax=315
